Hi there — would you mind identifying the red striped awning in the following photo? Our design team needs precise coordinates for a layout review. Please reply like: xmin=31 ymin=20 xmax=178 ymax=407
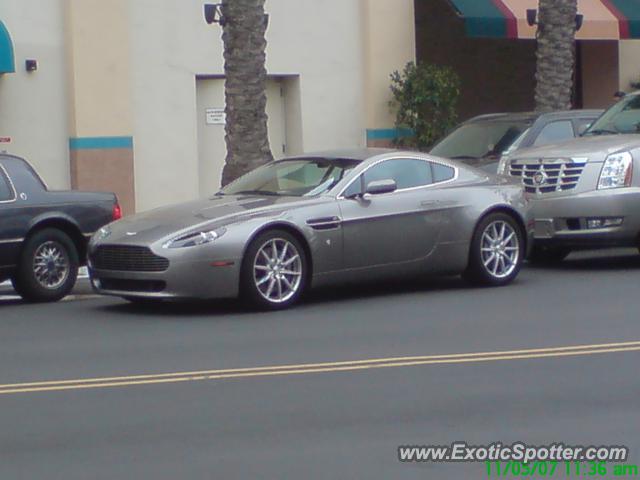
xmin=447 ymin=0 xmax=640 ymax=39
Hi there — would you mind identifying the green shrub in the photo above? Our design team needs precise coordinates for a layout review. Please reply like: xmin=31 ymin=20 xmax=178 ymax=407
xmin=390 ymin=62 xmax=460 ymax=150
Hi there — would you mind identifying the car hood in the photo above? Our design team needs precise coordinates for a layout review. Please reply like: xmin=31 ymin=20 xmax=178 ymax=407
xmin=104 ymin=194 xmax=322 ymax=244
xmin=512 ymin=134 xmax=640 ymax=162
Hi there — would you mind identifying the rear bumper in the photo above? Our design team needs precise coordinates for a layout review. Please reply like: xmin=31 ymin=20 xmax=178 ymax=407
xmin=530 ymin=188 xmax=640 ymax=248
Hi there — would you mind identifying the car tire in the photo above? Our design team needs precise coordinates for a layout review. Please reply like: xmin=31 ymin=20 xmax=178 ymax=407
xmin=240 ymin=229 xmax=308 ymax=310
xmin=12 ymin=228 xmax=79 ymax=303
xmin=463 ymin=213 xmax=524 ymax=287
xmin=528 ymin=246 xmax=571 ymax=265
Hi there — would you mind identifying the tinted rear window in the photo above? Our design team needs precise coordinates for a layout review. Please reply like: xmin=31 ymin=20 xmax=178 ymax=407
xmin=0 ymin=167 xmax=14 ymax=201
xmin=432 ymin=163 xmax=455 ymax=183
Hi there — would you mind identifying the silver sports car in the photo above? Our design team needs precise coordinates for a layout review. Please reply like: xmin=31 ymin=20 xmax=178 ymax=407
xmin=88 ymin=149 xmax=532 ymax=309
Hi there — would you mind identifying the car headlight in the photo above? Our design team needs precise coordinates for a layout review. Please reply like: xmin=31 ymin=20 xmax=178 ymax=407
xmin=91 ymin=226 xmax=111 ymax=245
xmin=598 ymin=152 xmax=634 ymax=190
xmin=497 ymin=156 xmax=510 ymax=175
xmin=162 ymin=227 xmax=227 ymax=249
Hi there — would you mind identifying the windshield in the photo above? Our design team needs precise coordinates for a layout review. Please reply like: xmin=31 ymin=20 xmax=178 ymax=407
xmin=431 ymin=120 xmax=532 ymax=160
xmin=219 ymin=158 xmax=360 ymax=197
xmin=584 ymin=94 xmax=640 ymax=135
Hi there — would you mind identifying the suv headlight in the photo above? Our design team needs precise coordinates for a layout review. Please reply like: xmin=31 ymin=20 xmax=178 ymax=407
xmin=497 ymin=156 xmax=510 ymax=175
xmin=598 ymin=152 xmax=634 ymax=190
xmin=162 ymin=227 xmax=227 ymax=249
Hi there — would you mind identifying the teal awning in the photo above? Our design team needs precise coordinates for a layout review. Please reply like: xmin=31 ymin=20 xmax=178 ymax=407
xmin=0 ymin=21 xmax=15 ymax=74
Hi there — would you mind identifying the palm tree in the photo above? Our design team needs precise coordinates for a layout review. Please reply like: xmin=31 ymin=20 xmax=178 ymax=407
xmin=220 ymin=0 xmax=273 ymax=186
xmin=534 ymin=0 xmax=578 ymax=112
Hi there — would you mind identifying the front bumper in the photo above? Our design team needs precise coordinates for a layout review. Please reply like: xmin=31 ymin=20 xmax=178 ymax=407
xmin=530 ymin=188 xmax=640 ymax=248
xmin=88 ymin=246 xmax=242 ymax=300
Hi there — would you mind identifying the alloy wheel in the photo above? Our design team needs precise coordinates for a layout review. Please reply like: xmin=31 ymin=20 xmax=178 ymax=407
xmin=480 ymin=220 xmax=520 ymax=279
xmin=253 ymin=238 xmax=303 ymax=304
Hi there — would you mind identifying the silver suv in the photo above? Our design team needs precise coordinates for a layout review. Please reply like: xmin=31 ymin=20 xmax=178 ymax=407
xmin=499 ymin=92 xmax=640 ymax=262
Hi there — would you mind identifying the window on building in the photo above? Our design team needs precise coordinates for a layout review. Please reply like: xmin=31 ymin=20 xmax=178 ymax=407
xmin=431 ymin=163 xmax=455 ymax=183
xmin=533 ymin=121 xmax=575 ymax=147
xmin=0 ymin=168 xmax=14 ymax=201
xmin=364 ymin=159 xmax=433 ymax=190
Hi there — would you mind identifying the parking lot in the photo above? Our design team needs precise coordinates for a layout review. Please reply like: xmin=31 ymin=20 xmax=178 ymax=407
xmin=1 ymin=249 xmax=639 ymax=478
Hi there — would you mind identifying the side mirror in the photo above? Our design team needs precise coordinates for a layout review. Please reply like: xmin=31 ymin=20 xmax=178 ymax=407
xmin=365 ymin=179 xmax=397 ymax=196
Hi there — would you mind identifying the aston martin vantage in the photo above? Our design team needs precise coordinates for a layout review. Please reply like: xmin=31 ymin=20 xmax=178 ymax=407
xmin=88 ymin=149 xmax=531 ymax=309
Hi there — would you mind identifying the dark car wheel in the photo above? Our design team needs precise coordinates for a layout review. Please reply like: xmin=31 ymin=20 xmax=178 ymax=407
xmin=241 ymin=230 xmax=308 ymax=310
xmin=12 ymin=229 xmax=79 ymax=303
xmin=528 ymin=245 xmax=571 ymax=265
xmin=464 ymin=213 xmax=524 ymax=287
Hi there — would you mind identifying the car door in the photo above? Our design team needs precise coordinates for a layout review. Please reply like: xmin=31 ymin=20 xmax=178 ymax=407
xmin=338 ymin=158 xmax=444 ymax=270
xmin=0 ymin=163 xmax=20 ymax=268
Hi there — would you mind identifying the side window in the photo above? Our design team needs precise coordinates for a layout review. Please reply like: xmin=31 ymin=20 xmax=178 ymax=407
xmin=0 ymin=168 xmax=14 ymax=201
xmin=364 ymin=159 xmax=433 ymax=190
xmin=533 ymin=121 xmax=575 ymax=147
xmin=431 ymin=163 xmax=455 ymax=183
xmin=343 ymin=175 xmax=363 ymax=197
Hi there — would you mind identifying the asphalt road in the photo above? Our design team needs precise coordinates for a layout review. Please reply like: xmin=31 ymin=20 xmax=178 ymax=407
xmin=1 ymin=249 xmax=640 ymax=479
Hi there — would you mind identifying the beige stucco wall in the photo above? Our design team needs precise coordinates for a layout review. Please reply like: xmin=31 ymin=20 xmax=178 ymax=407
xmin=0 ymin=0 xmax=70 ymax=189
xmin=65 ymin=0 xmax=133 ymax=137
xmin=619 ymin=40 xmax=640 ymax=93
xmin=129 ymin=0 xmax=370 ymax=211
xmin=362 ymin=0 xmax=416 ymax=130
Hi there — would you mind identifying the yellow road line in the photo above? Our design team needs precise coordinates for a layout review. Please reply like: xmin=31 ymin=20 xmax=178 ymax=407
xmin=1 ymin=341 xmax=639 ymax=395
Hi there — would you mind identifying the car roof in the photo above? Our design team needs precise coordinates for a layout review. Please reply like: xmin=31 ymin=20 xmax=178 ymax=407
xmin=289 ymin=148 xmax=397 ymax=162
xmin=465 ymin=109 xmax=602 ymax=124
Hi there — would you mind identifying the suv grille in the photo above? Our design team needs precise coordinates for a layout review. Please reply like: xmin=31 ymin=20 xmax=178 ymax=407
xmin=509 ymin=158 xmax=586 ymax=194
xmin=92 ymin=245 xmax=169 ymax=272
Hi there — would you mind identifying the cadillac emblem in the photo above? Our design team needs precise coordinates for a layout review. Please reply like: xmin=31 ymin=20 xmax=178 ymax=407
xmin=532 ymin=170 xmax=548 ymax=187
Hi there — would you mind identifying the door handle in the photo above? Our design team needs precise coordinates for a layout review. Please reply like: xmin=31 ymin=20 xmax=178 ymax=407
xmin=420 ymin=200 xmax=441 ymax=208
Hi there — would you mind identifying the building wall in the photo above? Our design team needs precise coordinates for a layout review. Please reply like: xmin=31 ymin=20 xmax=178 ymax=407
xmin=580 ymin=41 xmax=619 ymax=109
xmin=66 ymin=0 xmax=136 ymax=214
xmin=362 ymin=0 xmax=416 ymax=147
xmin=0 ymin=0 xmax=70 ymax=190
xmin=619 ymin=40 xmax=640 ymax=93
xmin=129 ymin=0 xmax=372 ymax=212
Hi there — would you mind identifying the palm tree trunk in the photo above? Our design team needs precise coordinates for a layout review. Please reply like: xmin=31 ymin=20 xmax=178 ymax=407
xmin=534 ymin=0 xmax=578 ymax=112
xmin=220 ymin=0 xmax=273 ymax=186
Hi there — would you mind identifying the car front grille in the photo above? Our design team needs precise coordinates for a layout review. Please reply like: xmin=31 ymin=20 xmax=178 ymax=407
xmin=509 ymin=158 xmax=586 ymax=194
xmin=91 ymin=245 xmax=169 ymax=272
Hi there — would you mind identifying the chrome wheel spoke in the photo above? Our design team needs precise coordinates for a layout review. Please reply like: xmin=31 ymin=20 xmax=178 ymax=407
xmin=256 ymin=275 xmax=271 ymax=286
xmin=483 ymin=253 xmax=496 ymax=267
xmin=279 ymin=243 xmax=288 ymax=262
xmin=265 ymin=278 xmax=276 ymax=298
xmin=280 ymin=270 xmax=301 ymax=276
xmin=282 ymin=255 xmax=300 ymax=266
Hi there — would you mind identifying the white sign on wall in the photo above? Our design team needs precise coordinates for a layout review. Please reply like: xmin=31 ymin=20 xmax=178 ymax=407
xmin=206 ymin=108 xmax=226 ymax=125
